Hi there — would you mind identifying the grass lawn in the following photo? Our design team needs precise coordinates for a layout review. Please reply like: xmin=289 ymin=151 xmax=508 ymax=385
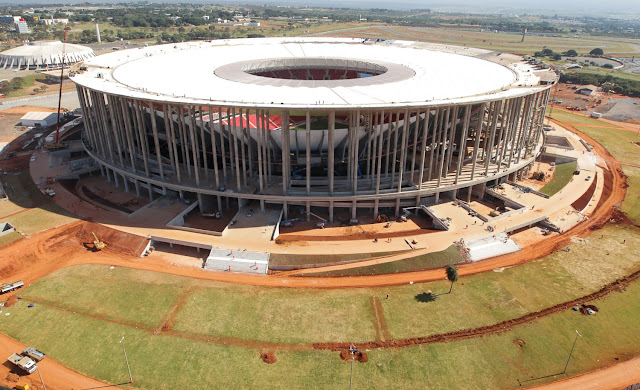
xmin=2 ymin=74 xmax=47 ymax=99
xmin=172 ymin=285 xmax=376 ymax=343
xmin=549 ymin=110 xmax=618 ymax=127
xmin=269 ymin=251 xmax=405 ymax=267
xmin=539 ymin=160 xmax=578 ymax=196
xmin=573 ymin=125 xmax=640 ymax=165
xmin=11 ymin=223 xmax=640 ymax=346
xmin=0 ymin=170 xmax=77 ymax=240
xmin=3 ymin=250 xmax=640 ymax=389
xmin=0 ymin=231 xmax=22 ymax=246
xmin=310 ymin=245 xmax=463 ymax=276
xmin=621 ymin=166 xmax=640 ymax=223
xmin=20 ymin=266 xmax=185 ymax=328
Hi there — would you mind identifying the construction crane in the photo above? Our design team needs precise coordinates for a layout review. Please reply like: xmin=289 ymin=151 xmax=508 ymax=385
xmin=92 ymin=232 xmax=106 ymax=251
xmin=45 ymin=26 xmax=70 ymax=152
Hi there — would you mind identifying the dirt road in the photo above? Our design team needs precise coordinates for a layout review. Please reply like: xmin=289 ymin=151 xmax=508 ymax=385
xmin=0 ymin=333 xmax=122 ymax=390
xmin=532 ymin=355 xmax=640 ymax=390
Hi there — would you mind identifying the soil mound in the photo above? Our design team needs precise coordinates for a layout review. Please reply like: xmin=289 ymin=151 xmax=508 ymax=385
xmin=161 ymin=320 xmax=173 ymax=332
xmin=579 ymin=304 xmax=599 ymax=315
xmin=261 ymin=353 xmax=277 ymax=364
xmin=3 ymin=294 xmax=18 ymax=308
xmin=339 ymin=350 xmax=368 ymax=362
xmin=76 ymin=222 xmax=149 ymax=256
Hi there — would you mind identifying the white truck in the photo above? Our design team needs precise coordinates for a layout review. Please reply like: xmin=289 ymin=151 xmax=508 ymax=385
xmin=1 ymin=280 xmax=24 ymax=295
xmin=7 ymin=353 xmax=37 ymax=374
xmin=22 ymin=347 xmax=46 ymax=362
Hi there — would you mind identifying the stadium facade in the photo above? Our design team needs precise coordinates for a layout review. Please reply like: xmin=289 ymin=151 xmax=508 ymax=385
xmin=71 ymin=37 xmax=557 ymax=220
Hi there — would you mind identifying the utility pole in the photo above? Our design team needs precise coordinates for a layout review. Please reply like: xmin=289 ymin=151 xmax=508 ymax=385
xmin=120 ymin=336 xmax=133 ymax=383
xmin=36 ymin=366 xmax=47 ymax=390
xmin=349 ymin=343 xmax=356 ymax=390
xmin=563 ymin=330 xmax=582 ymax=374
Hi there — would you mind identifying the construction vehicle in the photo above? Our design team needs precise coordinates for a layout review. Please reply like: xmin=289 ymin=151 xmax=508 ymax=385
xmin=22 ymin=348 xmax=45 ymax=362
xmin=1 ymin=280 xmax=24 ymax=295
xmin=7 ymin=353 xmax=37 ymax=374
xmin=92 ymin=232 xmax=106 ymax=251
xmin=377 ymin=214 xmax=390 ymax=223
xmin=308 ymin=211 xmax=327 ymax=229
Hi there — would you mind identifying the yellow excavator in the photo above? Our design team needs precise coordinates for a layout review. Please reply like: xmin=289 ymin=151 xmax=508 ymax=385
xmin=92 ymin=232 xmax=106 ymax=251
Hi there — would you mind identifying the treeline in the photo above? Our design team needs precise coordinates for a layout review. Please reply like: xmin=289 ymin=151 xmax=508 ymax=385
xmin=560 ymin=72 xmax=640 ymax=97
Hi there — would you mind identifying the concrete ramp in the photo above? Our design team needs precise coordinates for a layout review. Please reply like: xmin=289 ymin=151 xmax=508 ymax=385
xmin=204 ymin=248 xmax=269 ymax=275
xmin=464 ymin=233 xmax=521 ymax=262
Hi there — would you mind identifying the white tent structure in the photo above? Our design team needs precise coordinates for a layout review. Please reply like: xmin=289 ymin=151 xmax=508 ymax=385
xmin=0 ymin=40 xmax=94 ymax=70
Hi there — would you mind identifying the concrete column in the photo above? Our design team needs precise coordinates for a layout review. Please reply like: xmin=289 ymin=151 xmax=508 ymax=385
xmin=197 ymin=107 xmax=210 ymax=182
xmin=208 ymin=106 xmax=219 ymax=189
xmin=238 ymin=108 xmax=248 ymax=187
xmin=417 ymin=109 xmax=429 ymax=189
xmin=328 ymin=111 xmax=335 ymax=195
xmin=427 ymin=108 xmax=440 ymax=181
xmin=119 ymin=98 xmax=138 ymax=173
xmin=306 ymin=202 xmax=311 ymax=222
xmin=256 ymin=109 xmax=264 ymax=193
xmin=306 ymin=111 xmax=311 ymax=195
xmin=134 ymin=179 xmax=140 ymax=197
xmin=329 ymin=201 xmax=334 ymax=223
xmin=375 ymin=111 xmax=384 ymax=195
xmin=149 ymin=102 xmax=165 ymax=180
xmin=229 ymin=107 xmax=242 ymax=191
xmin=455 ymin=105 xmax=471 ymax=183
xmin=166 ymin=105 xmax=182 ymax=183
xmin=352 ymin=110 xmax=360 ymax=194
xmin=470 ymin=102 xmax=487 ymax=180
xmin=187 ymin=106 xmax=200 ymax=186
xmin=390 ymin=111 xmax=400 ymax=185
xmin=281 ymin=110 xmax=290 ymax=195
xmin=397 ymin=109 xmax=410 ymax=193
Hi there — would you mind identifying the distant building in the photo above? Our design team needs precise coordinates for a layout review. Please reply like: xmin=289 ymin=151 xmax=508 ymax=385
xmin=41 ymin=18 xmax=69 ymax=25
xmin=20 ymin=112 xmax=59 ymax=127
xmin=14 ymin=20 xmax=30 ymax=34
xmin=576 ymin=85 xmax=598 ymax=96
xmin=247 ymin=22 xmax=261 ymax=27
xmin=0 ymin=15 xmax=14 ymax=24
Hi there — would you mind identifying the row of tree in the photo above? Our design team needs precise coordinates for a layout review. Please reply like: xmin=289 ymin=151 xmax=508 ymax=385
xmin=560 ymin=72 xmax=640 ymax=97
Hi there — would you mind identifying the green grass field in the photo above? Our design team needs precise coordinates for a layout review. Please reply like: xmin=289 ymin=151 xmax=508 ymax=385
xmin=3 ymin=225 xmax=640 ymax=389
xmin=0 ymin=170 xmax=77 ymax=243
xmin=621 ymin=166 xmax=640 ymax=223
xmin=311 ymin=245 xmax=463 ymax=276
xmin=539 ymin=161 xmax=578 ymax=196
xmin=269 ymin=251 xmax=405 ymax=267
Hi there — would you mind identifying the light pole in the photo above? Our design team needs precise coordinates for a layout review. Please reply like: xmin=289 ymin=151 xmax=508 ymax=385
xmin=120 ymin=336 xmax=133 ymax=383
xmin=563 ymin=330 xmax=582 ymax=374
xmin=349 ymin=343 xmax=356 ymax=390
xmin=36 ymin=366 xmax=47 ymax=390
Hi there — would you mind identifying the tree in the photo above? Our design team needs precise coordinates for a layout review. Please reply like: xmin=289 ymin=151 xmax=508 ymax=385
xmin=542 ymin=48 xmax=554 ymax=56
xmin=446 ymin=265 xmax=459 ymax=294
xmin=565 ymin=49 xmax=578 ymax=57
xmin=553 ymin=53 xmax=562 ymax=61
xmin=590 ymin=48 xmax=604 ymax=56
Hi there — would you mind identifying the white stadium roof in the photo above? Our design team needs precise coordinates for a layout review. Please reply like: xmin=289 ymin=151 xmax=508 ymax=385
xmin=0 ymin=40 xmax=94 ymax=69
xmin=72 ymin=37 xmax=555 ymax=110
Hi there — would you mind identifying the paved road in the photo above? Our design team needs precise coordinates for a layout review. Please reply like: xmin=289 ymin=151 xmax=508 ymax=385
xmin=0 ymin=91 xmax=80 ymax=112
